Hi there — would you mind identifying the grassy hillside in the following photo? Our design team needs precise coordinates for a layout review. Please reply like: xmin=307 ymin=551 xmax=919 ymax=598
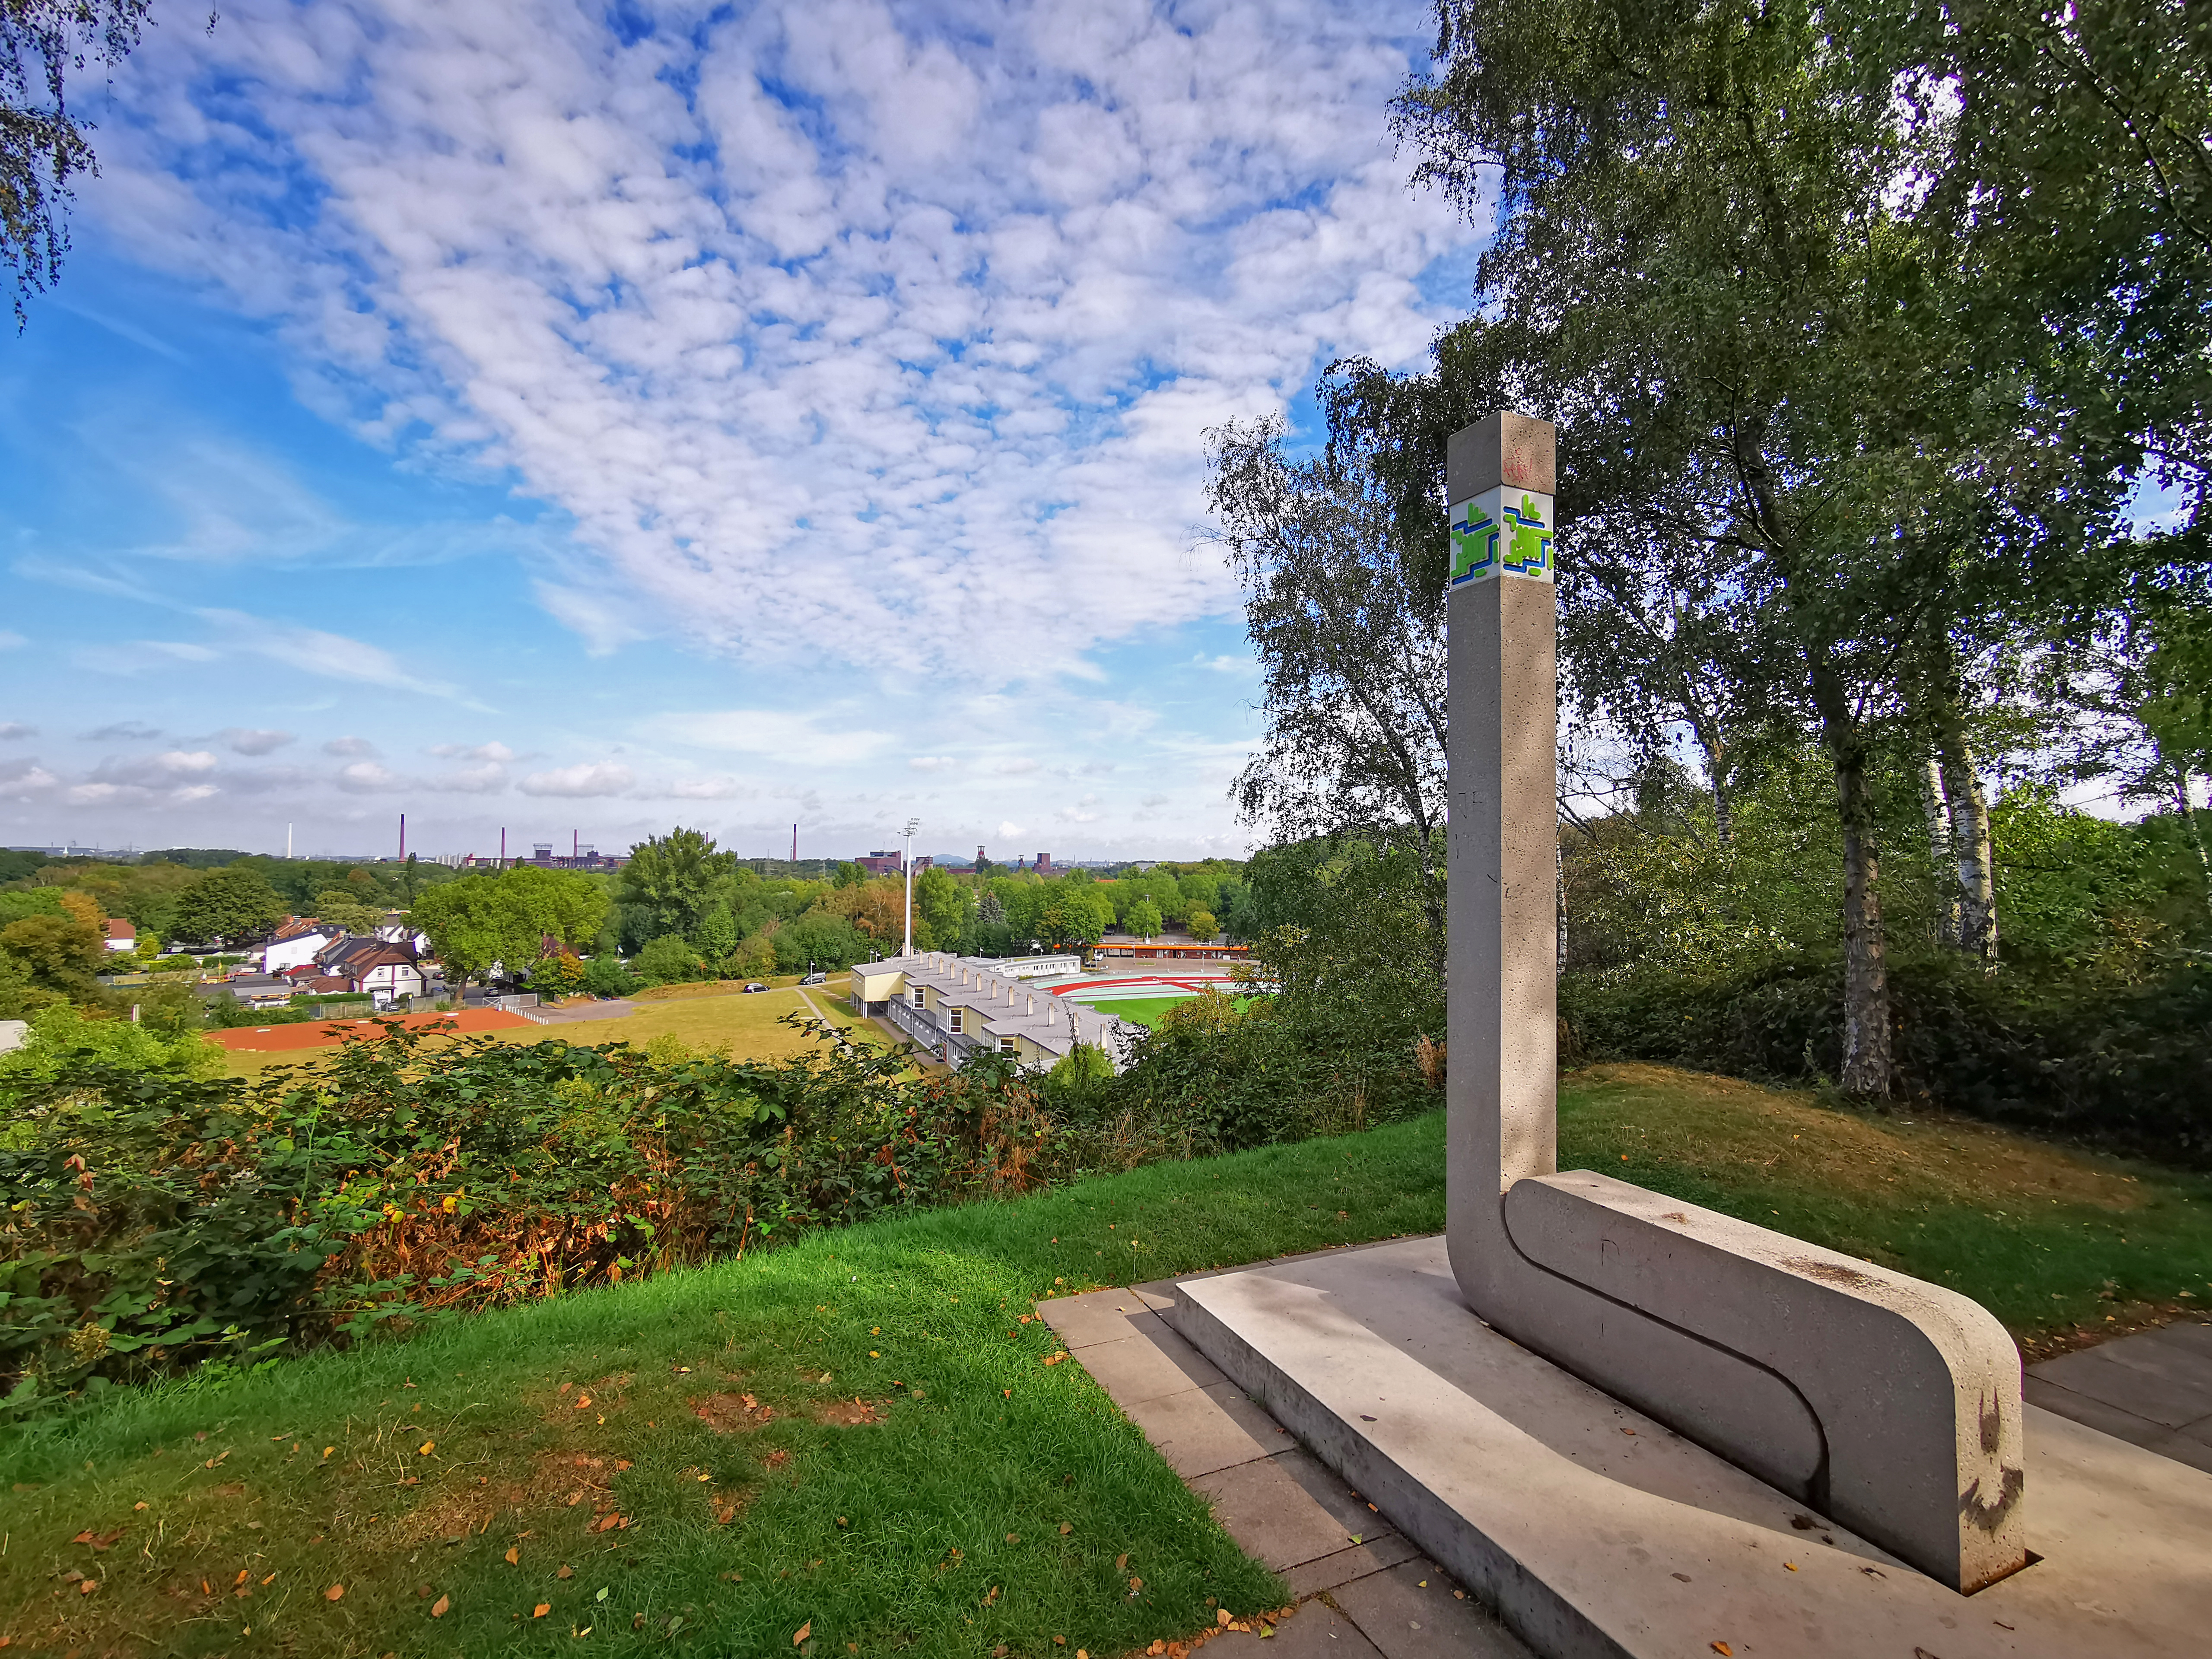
xmin=5 ymin=1064 xmax=2206 ymax=1656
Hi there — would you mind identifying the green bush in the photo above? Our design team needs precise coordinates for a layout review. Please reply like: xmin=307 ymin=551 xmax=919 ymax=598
xmin=0 ymin=1019 xmax=1098 ymax=1415
xmin=1560 ymin=957 xmax=2212 ymax=1164
xmin=632 ymin=933 xmax=708 ymax=985
xmin=0 ymin=1003 xmax=221 ymax=1089
xmin=582 ymin=953 xmax=642 ymax=996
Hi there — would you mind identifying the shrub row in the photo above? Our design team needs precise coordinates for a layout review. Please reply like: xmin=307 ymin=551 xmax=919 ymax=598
xmin=0 ymin=1019 xmax=1084 ymax=1418
xmin=1560 ymin=956 xmax=2212 ymax=1164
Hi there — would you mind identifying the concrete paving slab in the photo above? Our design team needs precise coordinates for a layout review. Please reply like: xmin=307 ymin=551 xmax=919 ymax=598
xmin=1190 ymin=1454 xmax=1393 ymax=1573
xmin=1202 ymin=1381 xmax=1300 ymax=1448
xmin=2142 ymin=1319 xmax=2212 ymax=1360
xmin=1198 ymin=1599 xmax=1385 ymax=1657
xmin=1038 ymin=1288 xmax=1147 ymax=1350
xmin=1077 ymin=1326 xmax=1227 ymax=1408
xmin=1332 ymin=1557 xmax=1533 ymax=1659
xmin=1123 ymin=1386 xmax=1276 ymax=1478
xmin=2031 ymin=1344 xmax=2212 ymax=1427
xmin=2021 ymin=1375 xmax=2166 ymax=1446
xmin=1282 ymin=1533 xmax=1423 ymax=1596
xmin=2142 ymin=1430 xmax=2212 ymax=1477
xmin=1269 ymin=1445 xmax=1398 ymax=1540
xmin=1172 ymin=1235 xmax=2212 ymax=1658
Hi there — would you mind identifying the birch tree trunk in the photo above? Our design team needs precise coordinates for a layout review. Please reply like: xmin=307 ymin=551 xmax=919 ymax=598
xmin=1812 ymin=656 xmax=1891 ymax=1096
xmin=1917 ymin=754 xmax=1961 ymax=948
xmin=2177 ymin=767 xmax=2212 ymax=928
xmin=1936 ymin=724 xmax=1998 ymax=971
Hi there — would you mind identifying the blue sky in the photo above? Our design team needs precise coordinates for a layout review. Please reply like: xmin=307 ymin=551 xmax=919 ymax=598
xmin=0 ymin=0 xmax=1485 ymax=862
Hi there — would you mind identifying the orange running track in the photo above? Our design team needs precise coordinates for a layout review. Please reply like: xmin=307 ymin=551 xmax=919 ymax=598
xmin=207 ymin=1008 xmax=533 ymax=1051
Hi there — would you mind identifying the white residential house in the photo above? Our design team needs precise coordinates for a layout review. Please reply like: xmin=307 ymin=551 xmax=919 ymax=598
xmin=316 ymin=936 xmax=428 ymax=1004
xmin=261 ymin=918 xmax=345 ymax=975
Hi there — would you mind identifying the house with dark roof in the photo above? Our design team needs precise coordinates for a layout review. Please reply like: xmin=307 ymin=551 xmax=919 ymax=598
xmin=313 ymin=935 xmax=428 ymax=1003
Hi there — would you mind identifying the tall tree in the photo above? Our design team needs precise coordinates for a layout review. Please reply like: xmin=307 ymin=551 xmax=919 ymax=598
xmin=167 ymin=865 xmax=285 ymax=946
xmin=2 ymin=2 xmax=207 ymax=325
xmin=1375 ymin=0 xmax=2130 ymax=1092
xmin=412 ymin=866 xmax=607 ymax=992
xmin=1207 ymin=416 xmax=1450 ymax=984
xmin=619 ymin=827 xmax=737 ymax=941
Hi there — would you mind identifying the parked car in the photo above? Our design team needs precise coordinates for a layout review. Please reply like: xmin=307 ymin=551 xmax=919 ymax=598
xmin=798 ymin=972 xmax=827 ymax=987
xmin=741 ymin=982 xmax=769 ymax=993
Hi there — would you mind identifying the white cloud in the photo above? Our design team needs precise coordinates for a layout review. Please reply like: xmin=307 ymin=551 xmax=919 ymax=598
xmin=0 ymin=722 xmax=35 ymax=739
xmin=519 ymin=762 xmax=635 ymax=798
xmin=429 ymin=763 xmax=509 ymax=793
xmin=84 ymin=721 xmax=164 ymax=742
xmin=996 ymin=820 xmax=1026 ymax=838
xmin=1193 ymin=652 xmax=1255 ymax=674
xmin=994 ymin=757 xmax=1040 ymax=775
xmin=86 ymin=750 xmax=220 ymax=788
xmin=89 ymin=0 xmax=1479 ymax=690
xmin=429 ymin=741 xmax=517 ymax=762
xmin=0 ymin=632 xmax=25 ymax=648
xmin=324 ymin=736 xmax=378 ymax=757
xmin=667 ymin=776 xmax=745 ymax=799
xmin=0 ymin=761 xmax=58 ymax=793
xmin=908 ymin=755 xmax=958 ymax=772
xmin=336 ymin=760 xmax=404 ymax=793
xmin=197 ymin=608 xmax=457 ymax=696
xmin=650 ymin=710 xmax=890 ymax=767
xmin=220 ymin=727 xmax=296 ymax=755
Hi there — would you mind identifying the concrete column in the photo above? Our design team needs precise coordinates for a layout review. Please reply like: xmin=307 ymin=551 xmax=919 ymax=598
xmin=1442 ymin=412 xmax=2029 ymax=1595
xmin=1445 ymin=412 xmax=1560 ymax=1199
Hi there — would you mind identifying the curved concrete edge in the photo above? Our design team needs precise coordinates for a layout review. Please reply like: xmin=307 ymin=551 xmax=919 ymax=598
xmin=1485 ymin=1170 xmax=2029 ymax=1592
xmin=1169 ymin=1270 xmax=1634 ymax=1659
xmin=1166 ymin=1238 xmax=2212 ymax=1659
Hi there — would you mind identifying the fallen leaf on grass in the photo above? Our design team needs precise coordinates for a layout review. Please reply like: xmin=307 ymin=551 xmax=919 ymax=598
xmin=1116 ymin=1554 xmax=1129 ymax=1570
xmin=504 ymin=1547 xmax=519 ymax=1565
xmin=574 ymin=1395 xmax=592 ymax=1410
xmin=1059 ymin=1522 xmax=1072 ymax=1535
xmin=324 ymin=1584 xmax=344 ymax=1602
xmin=420 ymin=1441 xmax=435 ymax=1455
xmin=1042 ymin=1353 xmax=1066 ymax=1366
xmin=76 ymin=1581 xmax=98 ymax=1597
xmin=70 ymin=1529 xmax=124 ymax=1551
xmin=432 ymin=1596 xmax=450 ymax=1618
xmin=534 ymin=1604 xmax=552 ymax=1619
xmin=793 ymin=1621 xmax=811 ymax=1645
xmin=1005 ymin=1533 xmax=1020 ymax=1544
xmin=1217 ymin=1610 xmax=1233 ymax=1627
xmin=593 ymin=1513 xmax=624 ymax=1532
xmin=557 ymin=1565 xmax=575 ymax=1579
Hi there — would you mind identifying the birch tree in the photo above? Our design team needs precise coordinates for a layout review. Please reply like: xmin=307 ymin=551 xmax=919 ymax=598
xmin=1206 ymin=417 xmax=1451 ymax=982
xmin=1388 ymin=0 xmax=2130 ymax=1093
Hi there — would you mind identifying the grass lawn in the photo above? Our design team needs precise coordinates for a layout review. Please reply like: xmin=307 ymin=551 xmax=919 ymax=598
xmin=6 ymin=1063 xmax=2209 ymax=1656
xmin=215 ymin=982 xmax=883 ymax=1081
xmin=1059 ymin=997 xmax=1252 ymax=1030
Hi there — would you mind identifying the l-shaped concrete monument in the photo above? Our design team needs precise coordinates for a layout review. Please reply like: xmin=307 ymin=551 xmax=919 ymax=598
xmin=1442 ymin=413 xmax=2028 ymax=1593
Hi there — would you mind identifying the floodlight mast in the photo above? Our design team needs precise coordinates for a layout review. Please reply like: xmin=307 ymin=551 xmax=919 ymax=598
xmin=901 ymin=818 xmax=920 ymax=956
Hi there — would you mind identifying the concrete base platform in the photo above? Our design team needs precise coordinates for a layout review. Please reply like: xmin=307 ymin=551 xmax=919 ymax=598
xmin=1167 ymin=1238 xmax=2212 ymax=1659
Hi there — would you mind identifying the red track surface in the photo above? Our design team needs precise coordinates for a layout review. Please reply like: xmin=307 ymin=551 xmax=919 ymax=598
xmin=1051 ymin=975 xmax=1239 ymax=996
xmin=208 ymin=1009 xmax=533 ymax=1051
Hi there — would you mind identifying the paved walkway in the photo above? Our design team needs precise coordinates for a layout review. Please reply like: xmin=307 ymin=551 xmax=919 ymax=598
xmin=1041 ymin=1274 xmax=1530 ymax=1658
xmin=1046 ymin=1264 xmax=2212 ymax=1657
xmin=2026 ymin=1319 xmax=2212 ymax=1475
